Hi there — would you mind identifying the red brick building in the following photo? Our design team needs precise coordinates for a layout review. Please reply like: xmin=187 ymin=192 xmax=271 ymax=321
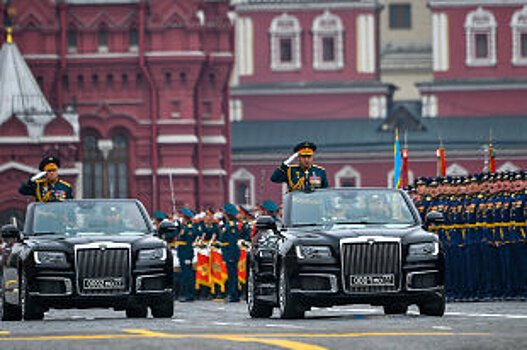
xmin=0 ymin=0 xmax=233 ymax=223
xmin=229 ymin=0 xmax=527 ymax=207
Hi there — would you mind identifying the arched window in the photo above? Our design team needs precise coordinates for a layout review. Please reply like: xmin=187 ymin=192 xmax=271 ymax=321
xmin=98 ymin=26 xmax=108 ymax=52
xmin=312 ymin=10 xmax=344 ymax=70
xmin=270 ymin=14 xmax=301 ymax=71
xmin=67 ymin=28 xmax=77 ymax=53
xmin=511 ymin=5 xmax=527 ymax=65
xmin=82 ymin=133 xmax=129 ymax=198
xmin=230 ymin=168 xmax=255 ymax=207
xmin=465 ymin=7 xmax=497 ymax=67
xmin=129 ymin=27 xmax=138 ymax=52
xmin=335 ymin=166 xmax=361 ymax=188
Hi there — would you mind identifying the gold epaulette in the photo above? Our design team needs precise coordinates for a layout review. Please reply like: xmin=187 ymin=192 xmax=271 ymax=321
xmin=312 ymin=164 xmax=326 ymax=170
xmin=174 ymin=241 xmax=187 ymax=246
xmin=59 ymin=180 xmax=71 ymax=187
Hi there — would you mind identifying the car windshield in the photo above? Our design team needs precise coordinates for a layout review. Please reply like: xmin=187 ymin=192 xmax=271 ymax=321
xmin=31 ymin=201 xmax=150 ymax=236
xmin=289 ymin=189 xmax=417 ymax=228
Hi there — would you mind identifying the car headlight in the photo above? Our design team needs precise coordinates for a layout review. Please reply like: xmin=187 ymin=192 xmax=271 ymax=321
xmin=295 ymin=245 xmax=332 ymax=259
xmin=408 ymin=242 xmax=439 ymax=257
xmin=34 ymin=251 xmax=68 ymax=266
xmin=138 ymin=248 xmax=167 ymax=261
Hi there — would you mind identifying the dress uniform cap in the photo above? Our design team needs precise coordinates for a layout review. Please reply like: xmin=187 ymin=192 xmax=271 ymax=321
xmin=262 ymin=200 xmax=280 ymax=212
xmin=153 ymin=210 xmax=168 ymax=220
xmin=239 ymin=205 xmax=253 ymax=217
xmin=293 ymin=141 xmax=317 ymax=156
xmin=178 ymin=208 xmax=194 ymax=219
xmin=223 ymin=203 xmax=238 ymax=217
xmin=39 ymin=155 xmax=61 ymax=171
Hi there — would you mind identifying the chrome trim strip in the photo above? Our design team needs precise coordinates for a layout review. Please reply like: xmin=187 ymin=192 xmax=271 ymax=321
xmin=291 ymin=273 xmax=338 ymax=293
xmin=74 ymin=242 xmax=132 ymax=296
xmin=29 ymin=277 xmax=73 ymax=296
xmin=406 ymin=270 xmax=441 ymax=291
xmin=340 ymin=236 xmax=402 ymax=294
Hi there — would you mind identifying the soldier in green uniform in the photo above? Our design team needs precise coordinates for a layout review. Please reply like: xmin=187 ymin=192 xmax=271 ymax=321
xmin=19 ymin=156 xmax=73 ymax=202
xmin=271 ymin=141 xmax=328 ymax=192
xmin=218 ymin=203 xmax=241 ymax=302
xmin=176 ymin=208 xmax=197 ymax=302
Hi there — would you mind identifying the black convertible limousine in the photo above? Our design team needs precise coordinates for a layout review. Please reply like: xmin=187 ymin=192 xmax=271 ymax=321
xmin=247 ymin=188 xmax=446 ymax=319
xmin=0 ymin=199 xmax=173 ymax=320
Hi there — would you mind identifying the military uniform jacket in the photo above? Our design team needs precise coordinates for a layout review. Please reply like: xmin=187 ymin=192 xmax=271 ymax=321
xmin=177 ymin=223 xmax=197 ymax=260
xmin=271 ymin=163 xmax=329 ymax=192
xmin=19 ymin=178 xmax=73 ymax=202
xmin=219 ymin=219 xmax=240 ymax=263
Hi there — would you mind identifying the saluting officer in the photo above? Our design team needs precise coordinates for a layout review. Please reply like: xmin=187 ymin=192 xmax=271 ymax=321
xmin=176 ymin=208 xmax=197 ymax=302
xmin=19 ymin=156 xmax=73 ymax=202
xmin=271 ymin=141 xmax=328 ymax=192
xmin=218 ymin=203 xmax=241 ymax=302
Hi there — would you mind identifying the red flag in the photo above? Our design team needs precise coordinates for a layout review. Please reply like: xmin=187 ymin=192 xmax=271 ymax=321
xmin=210 ymin=247 xmax=228 ymax=293
xmin=195 ymin=248 xmax=212 ymax=290
xmin=401 ymin=148 xmax=409 ymax=188
xmin=238 ymin=245 xmax=248 ymax=289
xmin=489 ymin=144 xmax=496 ymax=173
xmin=436 ymin=145 xmax=446 ymax=176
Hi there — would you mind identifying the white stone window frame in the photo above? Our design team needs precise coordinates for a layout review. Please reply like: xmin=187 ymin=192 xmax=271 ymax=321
xmin=511 ymin=5 xmax=527 ymax=66
xmin=229 ymin=168 xmax=255 ymax=207
xmin=335 ymin=166 xmax=361 ymax=188
xmin=312 ymin=10 xmax=344 ymax=71
xmin=421 ymin=95 xmax=438 ymax=118
xmin=270 ymin=13 xmax=302 ymax=71
xmin=446 ymin=163 xmax=468 ymax=176
xmin=387 ymin=168 xmax=414 ymax=189
xmin=464 ymin=7 xmax=497 ymax=67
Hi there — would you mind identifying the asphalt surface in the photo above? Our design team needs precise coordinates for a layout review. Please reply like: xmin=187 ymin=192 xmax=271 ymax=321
xmin=0 ymin=300 xmax=526 ymax=350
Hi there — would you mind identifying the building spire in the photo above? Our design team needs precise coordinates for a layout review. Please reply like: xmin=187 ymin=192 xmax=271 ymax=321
xmin=6 ymin=27 xmax=13 ymax=44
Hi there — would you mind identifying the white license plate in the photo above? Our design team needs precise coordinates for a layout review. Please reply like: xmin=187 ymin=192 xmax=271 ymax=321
xmin=83 ymin=277 xmax=125 ymax=290
xmin=350 ymin=274 xmax=395 ymax=287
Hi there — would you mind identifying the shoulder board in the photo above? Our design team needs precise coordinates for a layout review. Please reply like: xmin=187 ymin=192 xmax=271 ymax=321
xmin=312 ymin=164 xmax=326 ymax=170
xmin=36 ymin=179 xmax=46 ymax=183
xmin=59 ymin=180 xmax=71 ymax=187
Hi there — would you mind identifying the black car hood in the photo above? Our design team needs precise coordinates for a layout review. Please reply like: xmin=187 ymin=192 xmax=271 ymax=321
xmin=25 ymin=234 xmax=164 ymax=252
xmin=288 ymin=225 xmax=436 ymax=245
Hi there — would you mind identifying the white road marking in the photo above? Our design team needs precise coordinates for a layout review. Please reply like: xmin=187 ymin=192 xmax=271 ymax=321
xmin=171 ymin=319 xmax=185 ymax=323
xmin=432 ymin=326 xmax=453 ymax=331
xmin=445 ymin=312 xmax=527 ymax=319
xmin=214 ymin=322 xmax=246 ymax=326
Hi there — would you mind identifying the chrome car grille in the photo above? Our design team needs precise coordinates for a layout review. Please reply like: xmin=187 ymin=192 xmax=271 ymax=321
xmin=340 ymin=237 xmax=401 ymax=293
xmin=75 ymin=243 xmax=131 ymax=295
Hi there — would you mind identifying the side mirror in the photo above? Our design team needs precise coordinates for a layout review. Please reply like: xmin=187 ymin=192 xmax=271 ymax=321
xmin=1 ymin=224 xmax=21 ymax=241
xmin=425 ymin=211 xmax=444 ymax=227
xmin=256 ymin=216 xmax=277 ymax=232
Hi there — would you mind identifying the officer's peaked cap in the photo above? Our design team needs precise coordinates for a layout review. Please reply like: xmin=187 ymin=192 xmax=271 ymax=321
xmin=294 ymin=141 xmax=317 ymax=156
xmin=39 ymin=155 xmax=61 ymax=171
xmin=223 ymin=203 xmax=238 ymax=217
xmin=178 ymin=208 xmax=194 ymax=219
xmin=261 ymin=200 xmax=280 ymax=212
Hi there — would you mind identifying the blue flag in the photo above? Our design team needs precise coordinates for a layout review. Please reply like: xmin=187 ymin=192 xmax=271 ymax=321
xmin=393 ymin=129 xmax=402 ymax=189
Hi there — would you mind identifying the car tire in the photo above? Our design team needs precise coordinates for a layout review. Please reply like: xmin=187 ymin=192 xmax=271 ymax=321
xmin=383 ymin=303 xmax=408 ymax=315
xmin=418 ymin=291 xmax=446 ymax=317
xmin=247 ymin=266 xmax=273 ymax=318
xmin=125 ymin=304 xmax=148 ymax=318
xmin=21 ymin=275 xmax=45 ymax=320
xmin=1 ymin=290 xmax=22 ymax=321
xmin=278 ymin=264 xmax=304 ymax=319
xmin=151 ymin=294 xmax=174 ymax=318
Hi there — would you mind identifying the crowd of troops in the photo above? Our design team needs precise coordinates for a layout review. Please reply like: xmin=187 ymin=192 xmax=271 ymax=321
xmin=408 ymin=170 xmax=527 ymax=300
xmin=153 ymin=200 xmax=281 ymax=303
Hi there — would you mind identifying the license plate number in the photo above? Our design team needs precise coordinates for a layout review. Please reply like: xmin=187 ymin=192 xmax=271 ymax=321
xmin=83 ymin=278 xmax=125 ymax=290
xmin=350 ymin=274 xmax=395 ymax=287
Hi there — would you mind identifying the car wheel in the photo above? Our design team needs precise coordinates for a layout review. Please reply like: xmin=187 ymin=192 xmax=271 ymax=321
xmin=21 ymin=275 xmax=45 ymax=320
xmin=125 ymin=304 xmax=148 ymax=318
xmin=1 ymin=288 xmax=22 ymax=321
xmin=151 ymin=294 xmax=174 ymax=318
xmin=278 ymin=264 xmax=304 ymax=319
xmin=383 ymin=303 xmax=408 ymax=315
xmin=418 ymin=291 xmax=445 ymax=317
xmin=247 ymin=266 xmax=273 ymax=318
